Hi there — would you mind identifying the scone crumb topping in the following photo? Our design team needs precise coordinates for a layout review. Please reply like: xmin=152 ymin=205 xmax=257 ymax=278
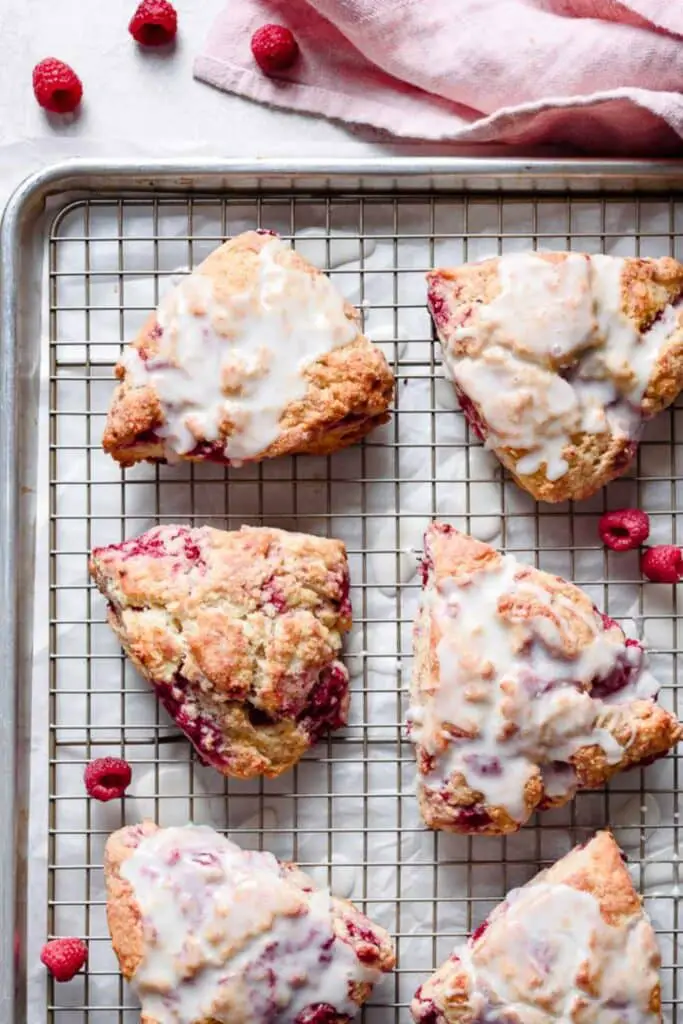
xmin=121 ymin=236 xmax=359 ymax=461
xmin=120 ymin=825 xmax=382 ymax=1023
xmin=429 ymin=252 xmax=683 ymax=482
xmin=414 ymin=877 xmax=660 ymax=1023
xmin=89 ymin=524 xmax=352 ymax=780
xmin=410 ymin=524 xmax=661 ymax=827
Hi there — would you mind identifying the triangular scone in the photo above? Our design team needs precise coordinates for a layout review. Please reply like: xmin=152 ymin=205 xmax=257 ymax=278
xmin=103 ymin=230 xmax=394 ymax=467
xmin=105 ymin=823 xmax=395 ymax=1024
xmin=427 ymin=251 xmax=683 ymax=503
xmin=411 ymin=831 xmax=661 ymax=1023
xmin=90 ymin=524 xmax=352 ymax=778
xmin=410 ymin=523 xmax=682 ymax=834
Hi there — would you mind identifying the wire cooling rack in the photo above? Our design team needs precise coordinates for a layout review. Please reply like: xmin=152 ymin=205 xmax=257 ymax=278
xmin=34 ymin=184 xmax=683 ymax=1023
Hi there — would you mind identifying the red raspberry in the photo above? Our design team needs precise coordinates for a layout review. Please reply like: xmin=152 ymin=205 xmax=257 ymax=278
xmin=598 ymin=508 xmax=650 ymax=552
xmin=40 ymin=938 xmax=87 ymax=982
xmin=32 ymin=59 xmax=83 ymax=114
xmin=129 ymin=0 xmax=178 ymax=46
xmin=251 ymin=24 xmax=300 ymax=74
xmin=470 ymin=919 xmax=490 ymax=944
xmin=641 ymin=545 xmax=683 ymax=584
xmin=83 ymin=757 xmax=132 ymax=801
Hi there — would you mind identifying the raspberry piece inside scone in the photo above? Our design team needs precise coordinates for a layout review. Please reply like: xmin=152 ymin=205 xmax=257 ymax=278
xmin=427 ymin=251 xmax=683 ymax=502
xmin=103 ymin=230 xmax=394 ymax=468
xmin=411 ymin=831 xmax=662 ymax=1023
xmin=409 ymin=522 xmax=683 ymax=834
xmin=89 ymin=524 xmax=353 ymax=779
xmin=105 ymin=823 xmax=395 ymax=1022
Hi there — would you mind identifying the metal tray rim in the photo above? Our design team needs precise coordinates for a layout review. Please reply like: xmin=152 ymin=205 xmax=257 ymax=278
xmin=5 ymin=153 xmax=683 ymax=1024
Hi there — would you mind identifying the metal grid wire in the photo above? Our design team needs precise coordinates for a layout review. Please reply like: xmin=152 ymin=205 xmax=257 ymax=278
xmin=42 ymin=188 xmax=683 ymax=1023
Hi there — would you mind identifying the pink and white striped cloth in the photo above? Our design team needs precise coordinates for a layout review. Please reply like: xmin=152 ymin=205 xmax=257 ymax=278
xmin=194 ymin=0 xmax=683 ymax=153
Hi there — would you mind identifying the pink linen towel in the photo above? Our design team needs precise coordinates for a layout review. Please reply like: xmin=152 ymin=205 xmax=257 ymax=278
xmin=194 ymin=0 xmax=683 ymax=154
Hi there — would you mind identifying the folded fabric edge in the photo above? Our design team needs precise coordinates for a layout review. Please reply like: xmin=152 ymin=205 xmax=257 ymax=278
xmin=193 ymin=55 xmax=683 ymax=151
xmin=192 ymin=55 xmax=472 ymax=139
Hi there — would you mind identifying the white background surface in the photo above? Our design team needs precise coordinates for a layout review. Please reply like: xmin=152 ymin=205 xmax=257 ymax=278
xmin=30 ymin=180 xmax=683 ymax=1022
xmin=16 ymin=5 xmax=678 ymax=1020
xmin=0 ymin=0 xmax=422 ymax=209
xmin=0 ymin=0 xmax=565 ymax=212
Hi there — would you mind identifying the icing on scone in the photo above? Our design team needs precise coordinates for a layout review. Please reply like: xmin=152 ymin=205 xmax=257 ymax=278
xmin=433 ymin=252 xmax=682 ymax=481
xmin=462 ymin=884 xmax=656 ymax=1022
xmin=411 ymin=831 xmax=662 ymax=1023
xmin=415 ymin=881 xmax=660 ymax=1023
xmin=411 ymin=556 xmax=653 ymax=820
xmin=409 ymin=525 xmax=676 ymax=832
xmin=120 ymin=825 xmax=381 ymax=1023
xmin=122 ymin=237 xmax=359 ymax=461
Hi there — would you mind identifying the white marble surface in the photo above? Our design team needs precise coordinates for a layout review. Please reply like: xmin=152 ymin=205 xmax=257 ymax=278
xmin=0 ymin=0 xmax=397 ymax=208
xmin=0 ymin=0 xmax=567 ymax=210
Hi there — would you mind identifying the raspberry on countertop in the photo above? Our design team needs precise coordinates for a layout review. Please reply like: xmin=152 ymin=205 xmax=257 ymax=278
xmin=128 ymin=0 xmax=177 ymax=46
xmin=32 ymin=59 xmax=83 ymax=114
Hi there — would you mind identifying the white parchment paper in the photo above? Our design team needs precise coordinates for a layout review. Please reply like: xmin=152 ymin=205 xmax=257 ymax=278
xmin=28 ymin=192 xmax=683 ymax=1022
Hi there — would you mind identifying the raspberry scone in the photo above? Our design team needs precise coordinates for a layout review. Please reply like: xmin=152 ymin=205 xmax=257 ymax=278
xmin=411 ymin=831 xmax=661 ymax=1023
xmin=89 ymin=524 xmax=352 ymax=778
xmin=427 ymin=251 xmax=683 ymax=502
xmin=105 ymin=822 xmax=395 ymax=1024
xmin=103 ymin=230 xmax=394 ymax=467
xmin=409 ymin=523 xmax=682 ymax=834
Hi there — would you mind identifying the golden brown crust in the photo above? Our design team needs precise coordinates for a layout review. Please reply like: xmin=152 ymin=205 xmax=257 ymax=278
xmin=411 ymin=831 xmax=662 ymax=1023
xmin=104 ymin=822 xmax=155 ymax=984
xmin=90 ymin=524 xmax=352 ymax=779
xmin=105 ymin=823 xmax=396 ymax=1024
xmin=103 ymin=231 xmax=394 ymax=467
xmin=411 ymin=523 xmax=683 ymax=835
xmin=427 ymin=252 xmax=683 ymax=503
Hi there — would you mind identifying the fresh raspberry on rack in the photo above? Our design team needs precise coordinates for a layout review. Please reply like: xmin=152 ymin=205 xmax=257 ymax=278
xmin=84 ymin=757 xmax=132 ymax=801
xmin=32 ymin=59 xmax=83 ymax=114
xmin=641 ymin=545 xmax=683 ymax=583
xmin=251 ymin=24 xmax=300 ymax=74
xmin=128 ymin=0 xmax=178 ymax=46
xmin=599 ymin=508 xmax=650 ymax=552
xmin=40 ymin=938 xmax=87 ymax=982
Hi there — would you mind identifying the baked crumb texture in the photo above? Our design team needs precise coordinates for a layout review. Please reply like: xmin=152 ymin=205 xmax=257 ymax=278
xmin=409 ymin=523 xmax=682 ymax=835
xmin=411 ymin=830 xmax=662 ymax=1023
xmin=105 ymin=822 xmax=395 ymax=1024
xmin=427 ymin=251 xmax=683 ymax=502
xmin=103 ymin=230 xmax=394 ymax=467
xmin=90 ymin=524 xmax=352 ymax=779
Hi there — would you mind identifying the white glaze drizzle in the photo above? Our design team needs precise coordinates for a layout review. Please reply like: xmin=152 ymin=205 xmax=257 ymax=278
xmin=409 ymin=554 xmax=660 ymax=823
xmin=122 ymin=237 xmax=359 ymax=460
xmin=440 ymin=252 xmax=681 ymax=481
xmin=456 ymin=881 xmax=660 ymax=1023
xmin=120 ymin=825 xmax=380 ymax=1024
